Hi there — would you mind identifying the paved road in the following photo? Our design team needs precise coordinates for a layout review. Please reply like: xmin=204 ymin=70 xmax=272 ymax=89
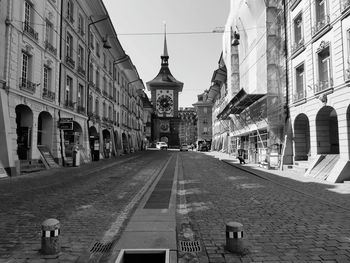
xmin=2 ymin=150 xmax=350 ymax=263
xmin=0 ymin=151 xmax=171 ymax=263
xmin=177 ymin=151 xmax=350 ymax=263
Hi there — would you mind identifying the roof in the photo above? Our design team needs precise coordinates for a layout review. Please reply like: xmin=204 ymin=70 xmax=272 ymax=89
xmin=146 ymin=28 xmax=183 ymax=91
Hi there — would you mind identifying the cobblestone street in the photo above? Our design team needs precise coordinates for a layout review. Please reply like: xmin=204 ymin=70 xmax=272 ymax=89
xmin=0 ymin=151 xmax=171 ymax=263
xmin=178 ymin=151 xmax=350 ymax=263
xmin=2 ymin=150 xmax=350 ymax=262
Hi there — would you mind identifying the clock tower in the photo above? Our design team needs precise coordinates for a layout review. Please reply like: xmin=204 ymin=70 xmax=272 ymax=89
xmin=146 ymin=27 xmax=183 ymax=147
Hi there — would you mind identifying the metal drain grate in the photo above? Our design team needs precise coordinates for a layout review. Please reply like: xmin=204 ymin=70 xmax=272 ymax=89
xmin=90 ymin=241 xmax=115 ymax=254
xmin=179 ymin=240 xmax=201 ymax=252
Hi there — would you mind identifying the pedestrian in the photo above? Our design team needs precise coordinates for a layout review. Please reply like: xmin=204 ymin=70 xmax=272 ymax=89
xmin=105 ymin=140 xmax=110 ymax=158
xmin=237 ymin=156 xmax=245 ymax=164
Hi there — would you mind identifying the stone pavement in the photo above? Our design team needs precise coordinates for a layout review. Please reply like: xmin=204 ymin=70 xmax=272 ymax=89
xmin=0 ymin=151 xmax=169 ymax=263
xmin=178 ymin=150 xmax=350 ymax=263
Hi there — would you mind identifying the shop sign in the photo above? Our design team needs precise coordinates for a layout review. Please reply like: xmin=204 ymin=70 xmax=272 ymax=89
xmin=59 ymin=118 xmax=73 ymax=122
xmin=59 ymin=122 xmax=73 ymax=130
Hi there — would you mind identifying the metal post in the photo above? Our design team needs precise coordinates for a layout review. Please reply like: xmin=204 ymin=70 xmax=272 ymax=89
xmin=41 ymin=218 xmax=60 ymax=255
xmin=226 ymin=221 xmax=245 ymax=254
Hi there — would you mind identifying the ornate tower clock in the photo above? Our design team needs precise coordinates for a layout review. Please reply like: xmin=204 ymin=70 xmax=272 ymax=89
xmin=146 ymin=27 xmax=184 ymax=146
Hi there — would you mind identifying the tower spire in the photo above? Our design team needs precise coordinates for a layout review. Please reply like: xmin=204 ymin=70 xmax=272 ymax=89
xmin=161 ymin=22 xmax=169 ymax=66
xmin=163 ymin=22 xmax=168 ymax=57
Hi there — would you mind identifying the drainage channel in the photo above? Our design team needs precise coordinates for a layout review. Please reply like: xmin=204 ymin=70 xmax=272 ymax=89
xmin=143 ymin=155 xmax=176 ymax=209
xmin=81 ymin=157 xmax=171 ymax=263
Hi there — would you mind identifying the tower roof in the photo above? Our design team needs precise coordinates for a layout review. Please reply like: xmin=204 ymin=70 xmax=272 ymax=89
xmin=146 ymin=24 xmax=183 ymax=91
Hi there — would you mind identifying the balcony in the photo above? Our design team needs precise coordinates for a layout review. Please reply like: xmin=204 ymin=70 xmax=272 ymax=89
xmin=66 ymin=15 xmax=74 ymax=24
xmin=45 ymin=40 xmax=57 ymax=56
xmin=42 ymin=88 xmax=55 ymax=101
xmin=64 ymin=100 xmax=75 ymax=110
xmin=345 ymin=67 xmax=350 ymax=82
xmin=103 ymin=90 xmax=108 ymax=97
xmin=77 ymin=105 xmax=85 ymax=114
xmin=314 ymin=78 xmax=333 ymax=94
xmin=64 ymin=100 xmax=75 ymax=109
xmin=311 ymin=15 xmax=331 ymax=42
xmin=19 ymin=78 xmax=36 ymax=94
xmin=341 ymin=0 xmax=350 ymax=14
xmin=109 ymin=95 xmax=114 ymax=100
xmin=95 ymin=86 xmax=101 ymax=94
xmin=102 ymin=116 xmax=109 ymax=123
xmin=89 ymin=81 xmax=95 ymax=88
xmin=291 ymin=38 xmax=305 ymax=58
xmin=78 ymin=27 xmax=85 ymax=37
xmin=24 ymin=22 xmax=38 ymax=41
xmin=293 ymin=89 xmax=306 ymax=103
xmin=77 ymin=66 xmax=86 ymax=76
xmin=65 ymin=56 xmax=75 ymax=69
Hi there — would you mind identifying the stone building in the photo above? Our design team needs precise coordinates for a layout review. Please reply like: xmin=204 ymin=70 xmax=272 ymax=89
xmin=193 ymin=92 xmax=213 ymax=149
xmin=178 ymin=107 xmax=197 ymax=146
xmin=209 ymin=0 xmax=286 ymax=167
xmin=285 ymin=0 xmax=350 ymax=182
xmin=0 ymin=0 xmax=144 ymax=176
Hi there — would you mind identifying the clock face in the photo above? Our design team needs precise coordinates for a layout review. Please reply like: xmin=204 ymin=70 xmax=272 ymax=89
xmin=156 ymin=94 xmax=174 ymax=112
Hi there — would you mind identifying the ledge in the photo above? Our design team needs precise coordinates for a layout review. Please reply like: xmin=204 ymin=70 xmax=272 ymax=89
xmin=311 ymin=24 xmax=332 ymax=43
xmin=291 ymin=45 xmax=306 ymax=59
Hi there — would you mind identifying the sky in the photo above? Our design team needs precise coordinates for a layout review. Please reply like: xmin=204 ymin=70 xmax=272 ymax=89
xmin=102 ymin=0 xmax=230 ymax=108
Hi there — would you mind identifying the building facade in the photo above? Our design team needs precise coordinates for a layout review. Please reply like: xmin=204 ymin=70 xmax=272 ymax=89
xmin=286 ymin=0 xmax=350 ymax=182
xmin=210 ymin=0 xmax=286 ymax=167
xmin=0 ymin=0 xmax=145 ymax=176
xmin=146 ymin=32 xmax=183 ymax=147
xmin=193 ymin=93 xmax=213 ymax=148
xmin=178 ymin=107 xmax=197 ymax=146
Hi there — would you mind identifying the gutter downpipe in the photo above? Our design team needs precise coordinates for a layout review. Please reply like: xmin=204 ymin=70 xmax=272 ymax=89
xmin=281 ymin=0 xmax=290 ymax=169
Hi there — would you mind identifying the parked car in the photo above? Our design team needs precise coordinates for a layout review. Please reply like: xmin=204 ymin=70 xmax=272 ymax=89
xmin=180 ymin=143 xmax=189 ymax=151
xmin=199 ymin=144 xmax=209 ymax=151
xmin=156 ymin=142 xmax=168 ymax=150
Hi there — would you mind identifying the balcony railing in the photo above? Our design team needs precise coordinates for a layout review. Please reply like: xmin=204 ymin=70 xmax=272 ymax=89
xmin=77 ymin=105 xmax=85 ymax=114
xmin=314 ymin=78 xmax=333 ymax=94
xmin=311 ymin=15 xmax=330 ymax=36
xmin=19 ymin=78 xmax=36 ymax=94
xmin=89 ymin=81 xmax=95 ymax=88
xmin=65 ymin=56 xmax=75 ymax=69
xmin=103 ymin=90 xmax=108 ymax=97
xmin=78 ymin=27 xmax=85 ymax=37
xmin=77 ymin=66 xmax=86 ymax=76
xmin=345 ymin=67 xmax=350 ymax=81
xmin=42 ymin=88 xmax=55 ymax=101
xmin=341 ymin=0 xmax=350 ymax=13
xmin=24 ymin=22 xmax=38 ymax=41
xmin=95 ymin=86 xmax=101 ymax=93
xmin=291 ymin=38 xmax=304 ymax=54
xmin=293 ymin=89 xmax=305 ymax=102
xmin=45 ymin=40 xmax=57 ymax=55
xmin=66 ymin=15 xmax=74 ymax=24
xmin=64 ymin=100 xmax=75 ymax=109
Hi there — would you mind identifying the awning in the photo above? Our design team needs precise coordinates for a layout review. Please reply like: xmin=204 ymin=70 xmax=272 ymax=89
xmin=217 ymin=88 xmax=265 ymax=120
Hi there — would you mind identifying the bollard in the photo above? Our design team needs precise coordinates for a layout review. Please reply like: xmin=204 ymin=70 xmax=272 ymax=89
xmin=41 ymin=218 xmax=60 ymax=255
xmin=226 ymin=221 xmax=244 ymax=254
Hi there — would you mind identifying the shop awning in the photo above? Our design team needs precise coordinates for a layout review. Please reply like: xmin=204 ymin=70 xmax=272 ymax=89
xmin=217 ymin=88 xmax=265 ymax=120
